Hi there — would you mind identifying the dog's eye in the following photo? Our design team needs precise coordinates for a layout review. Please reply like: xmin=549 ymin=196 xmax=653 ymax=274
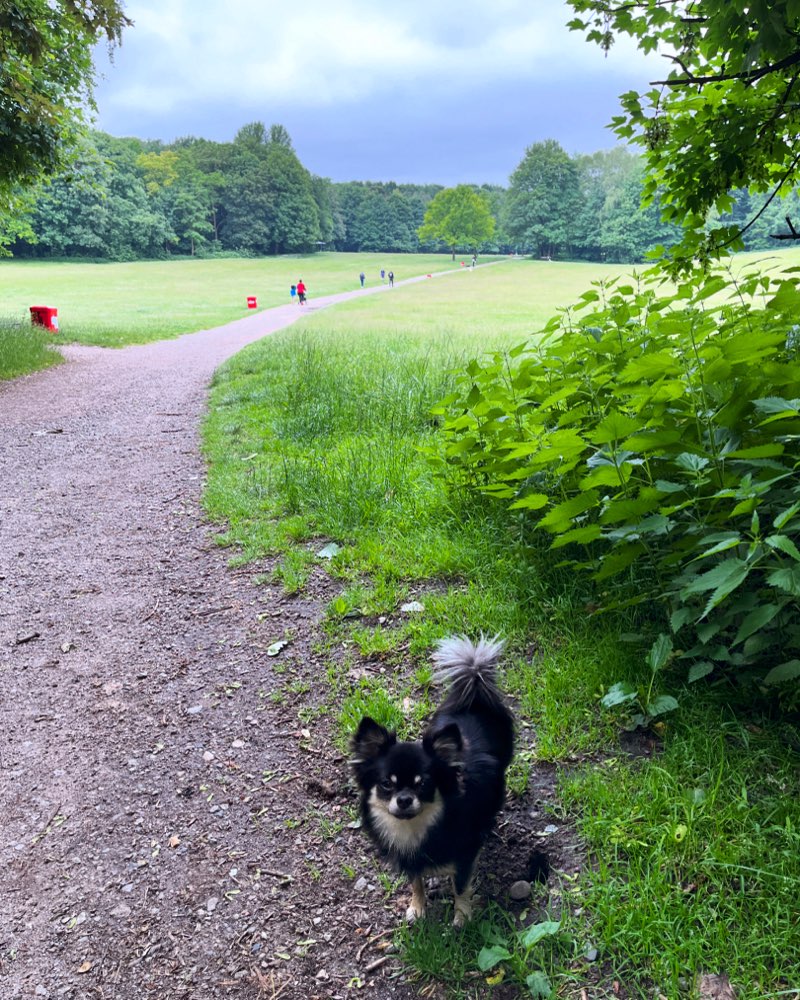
xmin=380 ymin=779 xmax=395 ymax=792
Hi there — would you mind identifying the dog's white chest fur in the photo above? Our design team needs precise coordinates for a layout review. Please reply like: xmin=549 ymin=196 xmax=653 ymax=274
xmin=368 ymin=788 xmax=444 ymax=855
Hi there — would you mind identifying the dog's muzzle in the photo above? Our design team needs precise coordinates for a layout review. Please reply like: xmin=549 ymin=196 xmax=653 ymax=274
xmin=389 ymin=792 xmax=421 ymax=819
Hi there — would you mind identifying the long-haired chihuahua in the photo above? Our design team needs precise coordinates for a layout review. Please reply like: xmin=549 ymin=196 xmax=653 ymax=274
xmin=350 ymin=635 xmax=514 ymax=926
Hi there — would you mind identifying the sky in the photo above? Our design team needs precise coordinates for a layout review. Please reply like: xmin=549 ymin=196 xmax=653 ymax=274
xmin=92 ymin=0 xmax=663 ymax=187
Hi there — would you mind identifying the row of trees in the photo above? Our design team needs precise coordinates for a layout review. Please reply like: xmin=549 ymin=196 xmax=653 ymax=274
xmin=8 ymin=124 xmax=800 ymax=264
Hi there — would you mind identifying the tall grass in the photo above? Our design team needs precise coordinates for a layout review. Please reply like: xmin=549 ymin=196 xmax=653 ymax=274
xmin=0 ymin=316 xmax=62 ymax=380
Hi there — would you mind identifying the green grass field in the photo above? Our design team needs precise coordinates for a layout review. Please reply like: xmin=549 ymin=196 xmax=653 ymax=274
xmin=0 ymin=252 xmax=509 ymax=349
xmin=202 ymin=247 xmax=800 ymax=1000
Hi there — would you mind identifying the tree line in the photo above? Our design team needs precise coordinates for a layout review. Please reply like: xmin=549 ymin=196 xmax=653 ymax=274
xmin=7 ymin=123 xmax=799 ymax=264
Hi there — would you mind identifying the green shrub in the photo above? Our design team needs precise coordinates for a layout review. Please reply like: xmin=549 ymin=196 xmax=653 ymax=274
xmin=433 ymin=265 xmax=800 ymax=693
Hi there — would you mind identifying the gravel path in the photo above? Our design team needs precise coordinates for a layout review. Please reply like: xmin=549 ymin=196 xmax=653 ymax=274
xmin=0 ymin=271 xmax=565 ymax=1000
xmin=0 ymin=290 xmax=422 ymax=999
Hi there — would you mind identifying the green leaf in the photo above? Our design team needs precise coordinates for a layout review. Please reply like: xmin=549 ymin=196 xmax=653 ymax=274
xmin=694 ymin=535 xmax=741 ymax=559
xmin=767 ymin=565 xmax=800 ymax=597
xmin=675 ymin=453 xmax=710 ymax=473
xmin=733 ymin=603 xmax=784 ymax=645
xmin=519 ymin=921 xmax=561 ymax=948
xmin=765 ymin=534 xmax=800 ymax=562
xmin=601 ymin=682 xmax=638 ymax=708
xmin=525 ymin=971 xmax=553 ymax=998
xmin=774 ymin=502 xmax=800 ymax=530
xmin=681 ymin=558 xmax=749 ymax=596
xmin=537 ymin=491 xmax=599 ymax=532
xmin=646 ymin=695 xmax=679 ymax=717
xmin=763 ymin=660 xmax=800 ymax=686
xmin=670 ymin=607 xmax=693 ymax=632
xmin=727 ymin=444 xmax=785 ymax=460
xmin=509 ymin=493 xmax=549 ymax=511
xmin=477 ymin=945 xmax=513 ymax=971
xmin=647 ymin=634 xmax=673 ymax=672
xmin=590 ymin=410 xmax=641 ymax=445
xmin=688 ymin=661 xmax=715 ymax=683
xmin=550 ymin=524 xmax=603 ymax=548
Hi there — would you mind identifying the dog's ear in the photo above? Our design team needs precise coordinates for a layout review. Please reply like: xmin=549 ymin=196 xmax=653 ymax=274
xmin=350 ymin=717 xmax=396 ymax=765
xmin=423 ymin=722 xmax=464 ymax=768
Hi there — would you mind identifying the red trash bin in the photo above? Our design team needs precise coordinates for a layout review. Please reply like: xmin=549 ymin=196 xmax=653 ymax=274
xmin=30 ymin=306 xmax=59 ymax=332
xmin=246 ymin=296 xmax=257 ymax=309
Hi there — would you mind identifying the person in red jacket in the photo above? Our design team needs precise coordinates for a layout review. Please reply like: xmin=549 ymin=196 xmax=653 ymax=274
xmin=296 ymin=279 xmax=306 ymax=304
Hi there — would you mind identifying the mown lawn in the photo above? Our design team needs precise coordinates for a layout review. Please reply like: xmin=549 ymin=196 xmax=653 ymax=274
xmin=0 ymin=252 xmax=505 ymax=349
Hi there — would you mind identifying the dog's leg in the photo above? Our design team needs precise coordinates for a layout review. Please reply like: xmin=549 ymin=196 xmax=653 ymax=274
xmin=452 ymin=866 xmax=476 ymax=927
xmin=405 ymin=876 xmax=427 ymax=923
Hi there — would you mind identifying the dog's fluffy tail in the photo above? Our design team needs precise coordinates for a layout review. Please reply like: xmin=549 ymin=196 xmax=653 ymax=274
xmin=432 ymin=634 xmax=507 ymax=714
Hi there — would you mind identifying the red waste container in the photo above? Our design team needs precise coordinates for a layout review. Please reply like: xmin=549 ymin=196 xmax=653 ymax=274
xmin=30 ymin=306 xmax=59 ymax=332
xmin=246 ymin=296 xmax=257 ymax=309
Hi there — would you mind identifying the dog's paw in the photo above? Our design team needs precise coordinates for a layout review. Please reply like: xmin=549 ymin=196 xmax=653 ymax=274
xmin=452 ymin=897 xmax=473 ymax=928
xmin=405 ymin=902 xmax=426 ymax=923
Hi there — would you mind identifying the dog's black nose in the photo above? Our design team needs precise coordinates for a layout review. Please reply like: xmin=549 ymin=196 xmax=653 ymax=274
xmin=395 ymin=792 xmax=414 ymax=811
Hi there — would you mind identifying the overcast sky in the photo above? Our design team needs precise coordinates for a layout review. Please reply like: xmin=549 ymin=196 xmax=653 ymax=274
xmin=92 ymin=1 xmax=662 ymax=186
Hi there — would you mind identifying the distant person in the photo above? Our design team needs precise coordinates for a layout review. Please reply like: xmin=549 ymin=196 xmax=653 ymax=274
xmin=290 ymin=284 xmax=297 ymax=302
xmin=471 ymin=254 xmax=477 ymax=268
xmin=380 ymin=269 xmax=385 ymax=283
xmin=359 ymin=272 xmax=365 ymax=287
xmin=296 ymin=279 xmax=307 ymax=304
xmin=388 ymin=271 xmax=394 ymax=287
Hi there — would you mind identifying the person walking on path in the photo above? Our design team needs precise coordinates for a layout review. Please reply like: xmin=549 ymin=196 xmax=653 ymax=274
xmin=359 ymin=272 xmax=365 ymax=287
xmin=290 ymin=284 xmax=297 ymax=302
xmin=388 ymin=271 xmax=394 ymax=287
xmin=380 ymin=269 xmax=385 ymax=283
xmin=296 ymin=279 xmax=307 ymax=304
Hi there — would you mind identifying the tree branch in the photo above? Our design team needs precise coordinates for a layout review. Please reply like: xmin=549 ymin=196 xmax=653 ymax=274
xmin=653 ymin=49 xmax=800 ymax=87
xmin=715 ymin=147 xmax=800 ymax=251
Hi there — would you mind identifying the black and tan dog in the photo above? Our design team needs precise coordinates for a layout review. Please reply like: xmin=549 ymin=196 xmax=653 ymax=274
xmin=350 ymin=635 xmax=514 ymax=926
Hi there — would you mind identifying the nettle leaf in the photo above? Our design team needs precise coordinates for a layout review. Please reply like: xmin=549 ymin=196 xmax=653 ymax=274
xmin=727 ymin=443 xmax=785 ymax=460
xmin=594 ymin=542 xmax=645 ymax=581
xmin=681 ymin=558 xmax=747 ymax=595
xmin=590 ymin=410 xmax=641 ymax=445
xmin=537 ymin=491 xmax=599 ymax=532
xmin=670 ymin=607 xmax=693 ymax=633
xmin=674 ymin=452 xmax=710 ymax=473
xmin=693 ymin=533 xmax=741 ymax=560
xmin=509 ymin=491 xmax=550 ymax=511
xmin=774 ymin=502 xmax=800 ymax=531
xmin=767 ymin=565 xmax=800 ymax=597
xmin=655 ymin=480 xmax=686 ymax=494
xmin=580 ymin=464 xmax=634 ymax=489
xmin=766 ymin=534 xmax=800 ymax=562
xmin=763 ymin=660 xmax=800 ymax=686
xmin=550 ymin=524 xmax=603 ymax=548
xmin=688 ymin=661 xmax=715 ymax=683
xmin=601 ymin=682 xmax=638 ymax=708
xmin=734 ymin=602 xmax=784 ymax=645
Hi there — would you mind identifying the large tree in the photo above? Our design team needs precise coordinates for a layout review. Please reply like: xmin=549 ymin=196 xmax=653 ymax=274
xmin=567 ymin=0 xmax=800 ymax=264
xmin=503 ymin=140 xmax=581 ymax=258
xmin=0 ymin=1 xmax=129 ymax=193
xmin=417 ymin=185 xmax=496 ymax=259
